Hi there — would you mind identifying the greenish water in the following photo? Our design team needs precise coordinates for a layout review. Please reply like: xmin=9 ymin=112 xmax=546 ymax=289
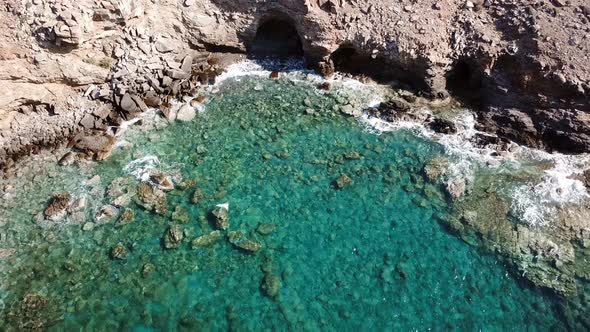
xmin=0 ymin=74 xmax=567 ymax=330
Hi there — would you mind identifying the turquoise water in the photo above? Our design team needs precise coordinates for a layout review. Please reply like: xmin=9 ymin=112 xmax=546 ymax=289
xmin=0 ymin=75 xmax=567 ymax=330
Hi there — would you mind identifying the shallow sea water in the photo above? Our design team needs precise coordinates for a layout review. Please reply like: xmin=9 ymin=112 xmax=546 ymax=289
xmin=0 ymin=74 xmax=568 ymax=330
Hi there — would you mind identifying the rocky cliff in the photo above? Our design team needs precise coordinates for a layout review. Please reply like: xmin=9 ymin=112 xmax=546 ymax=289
xmin=1 ymin=0 xmax=589 ymax=171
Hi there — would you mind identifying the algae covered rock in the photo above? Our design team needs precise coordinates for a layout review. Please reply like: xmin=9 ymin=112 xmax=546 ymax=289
xmin=227 ymin=231 xmax=262 ymax=254
xmin=171 ymin=206 xmax=190 ymax=223
xmin=136 ymin=182 xmax=168 ymax=215
xmin=334 ymin=175 xmax=352 ymax=189
xmin=191 ymin=188 xmax=204 ymax=204
xmin=111 ymin=243 xmax=128 ymax=260
xmin=192 ymin=230 xmax=222 ymax=248
xmin=211 ymin=204 xmax=229 ymax=230
xmin=256 ymin=223 xmax=276 ymax=236
xmin=163 ymin=224 xmax=184 ymax=249
xmin=261 ymin=274 xmax=282 ymax=299
xmin=44 ymin=192 xmax=71 ymax=221
xmin=118 ymin=208 xmax=135 ymax=225
xmin=423 ymin=156 xmax=449 ymax=181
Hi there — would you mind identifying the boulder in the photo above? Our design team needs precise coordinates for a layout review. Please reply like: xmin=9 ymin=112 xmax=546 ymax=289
xmin=211 ymin=204 xmax=229 ymax=230
xmin=261 ymin=274 xmax=281 ymax=298
xmin=136 ymin=182 xmax=168 ymax=215
xmin=227 ymin=231 xmax=262 ymax=253
xmin=143 ymin=91 xmax=161 ymax=107
xmin=192 ymin=231 xmax=222 ymax=248
xmin=256 ymin=223 xmax=276 ymax=236
xmin=171 ymin=206 xmax=189 ymax=223
xmin=111 ymin=243 xmax=128 ymax=260
xmin=73 ymin=133 xmax=115 ymax=161
xmin=430 ymin=118 xmax=458 ymax=134
xmin=44 ymin=192 xmax=71 ymax=221
xmin=334 ymin=175 xmax=352 ymax=189
xmin=176 ymin=104 xmax=196 ymax=122
xmin=163 ymin=225 xmax=184 ymax=249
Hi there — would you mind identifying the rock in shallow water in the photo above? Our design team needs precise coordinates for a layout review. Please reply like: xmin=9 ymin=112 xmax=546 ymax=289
xmin=334 ymin=175 xmax=352 ymax=189
xmin=111 ymin=243 xmax=128 ymax=260
xmin=211 ymin=204 xmax=229 ymax=230
xmin=192 ymin=231 xmax=222 ymax=248
xmin=227 ymin=231 xmax=262 ymax=253
xmin=163 ymin=225 xmax=184 ymax=249
xmin=44 ymin=192 xmax=71 ymax=221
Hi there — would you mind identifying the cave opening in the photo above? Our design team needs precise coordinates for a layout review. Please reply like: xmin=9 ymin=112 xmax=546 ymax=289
xmin=445 ymin=59 xmax=482 ymax=103
xmin=250 ymin=17 xmax=304 ymax=58
xmin=330 ymin=45 xmax=358 ymax=73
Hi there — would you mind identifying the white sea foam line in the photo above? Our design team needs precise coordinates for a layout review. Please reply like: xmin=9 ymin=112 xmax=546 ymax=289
xmin=361 ymin=107 xmax=590 ymax=226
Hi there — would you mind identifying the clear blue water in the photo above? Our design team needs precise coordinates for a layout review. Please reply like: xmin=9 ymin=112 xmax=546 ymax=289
xmin=0 ymin=75 xmax=567 ymax=330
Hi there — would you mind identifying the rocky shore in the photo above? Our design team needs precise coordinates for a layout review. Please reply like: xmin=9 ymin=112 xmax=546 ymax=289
xmin=1 ymin=0 xmax=589 ymax=172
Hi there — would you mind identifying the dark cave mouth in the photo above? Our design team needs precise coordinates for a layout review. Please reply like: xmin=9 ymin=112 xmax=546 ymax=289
xmin=250 ymin=18 xmax=304 ymax=58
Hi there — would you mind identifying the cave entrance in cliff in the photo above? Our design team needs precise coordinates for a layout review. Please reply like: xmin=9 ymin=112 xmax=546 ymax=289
xmin=446 ymin=60 xmax=482 ymax=102
xmin=251 ymin=17 xmax=304 ymax=58
xmin=330 ymin=45 xmax=359 ymax=74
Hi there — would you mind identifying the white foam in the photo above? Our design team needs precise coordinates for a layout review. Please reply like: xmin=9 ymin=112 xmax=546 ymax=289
xmin=510 ymin=155 xmax=590 ymax=226
xmin=123 ymin=155 xmax=160 ymax=182
xmin=216 ymin=203 xmax=229 ymax=211
xmin=361 ymin=107 xmax=590 ymax=226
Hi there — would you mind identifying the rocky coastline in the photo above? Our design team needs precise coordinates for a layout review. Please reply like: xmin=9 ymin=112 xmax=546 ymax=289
xmin=1 ymin=0 xmax=589 ymax=173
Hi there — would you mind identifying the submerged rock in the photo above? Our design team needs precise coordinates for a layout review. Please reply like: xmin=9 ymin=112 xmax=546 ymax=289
xmin=44 ymin=192 xmax=71 ymax=221
xmin=227 ymin=231 xmax=262 ymax=253
xmin=334 ymin=175 xmax=352 ymax=189
xmin=211 ymin=204 xmax=229 ymax=230
xmin=163 ymin=225 xmax=184 ymax=249
xmin=256 ymin=223 xmax=276 ymax=236
xmin=191 ymin=188 xmax=204 ymax=204
xmin=171 ymin=206 xmax=190 ymax=223
xmin=67 ymin=197 xmax=86 ymax=213
xmin=118 ymin=208 xmax=135 ymax=225
xmin=111 ymin=243 xmax=128 ymax=260
xmin=446 ymin=178 xmax=466 ymax=200
xmin=192 ymin=230 xmax=222 ymax=248
xmin=423 ymin=156 xmax=449 ymax=181
xmin=261 ymin=274 xmax=282 ymax=299
xmin=344 ymin=151 xmax=362 ymax=160
xmin=142 ymin=263 xmax=156 ymax=277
